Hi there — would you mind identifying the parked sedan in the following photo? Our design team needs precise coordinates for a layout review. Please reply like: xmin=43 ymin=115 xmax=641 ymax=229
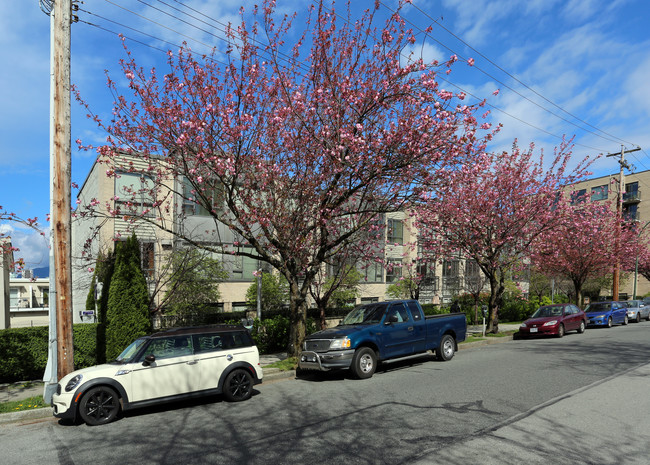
xmin=625 ymin=300 xmax=650 ymax=323
xmin=585 ymin=301 xmax=628 ymax=327
xmin=519 ymin=303 xmax=587 ymax=338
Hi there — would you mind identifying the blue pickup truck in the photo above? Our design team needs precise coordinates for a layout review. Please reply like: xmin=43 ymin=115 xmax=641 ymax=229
xmin=298 ymin=299 xmax=467 ymax=379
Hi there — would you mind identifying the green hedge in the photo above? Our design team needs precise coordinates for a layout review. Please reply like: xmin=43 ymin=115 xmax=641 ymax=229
xmin=0 ymin=324 xmax=100 ymax=384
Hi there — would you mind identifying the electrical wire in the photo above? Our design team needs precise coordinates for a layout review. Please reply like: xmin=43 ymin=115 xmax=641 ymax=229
xmin=378 ymin=0 xmax=639 ymax=151
xmin=403 ymin=0 xmax=640 ymax=149
xmin=79 ymin=0 xmax=639 ymax=161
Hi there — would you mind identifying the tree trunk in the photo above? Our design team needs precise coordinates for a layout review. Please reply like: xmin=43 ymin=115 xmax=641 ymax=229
xmin=572 ymin=278 xmax=584 ymax=307
xmin=287 ymin=280 xmax=307 ymax=357
xmin=486 ymin=272 xmax=505 ymax=334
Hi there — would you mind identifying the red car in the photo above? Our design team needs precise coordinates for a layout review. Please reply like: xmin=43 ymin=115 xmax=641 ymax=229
xmin=519 ymin=303 xmax=587 ymax=338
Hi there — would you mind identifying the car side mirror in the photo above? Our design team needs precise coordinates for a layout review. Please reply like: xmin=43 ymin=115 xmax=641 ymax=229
xmin=142 ymin=354 xmax=156 ymax=366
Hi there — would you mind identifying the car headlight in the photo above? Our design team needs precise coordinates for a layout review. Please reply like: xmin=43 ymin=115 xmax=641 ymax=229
xmin=330 ymin=337 xmax=351 ymax=350
xmin=543 ymin=320 xmax=558 ymax=326
xmin=65 ymin=374 xmax=83 ymax=392
xmin=596 ymin=315 xmax=605 ymax=319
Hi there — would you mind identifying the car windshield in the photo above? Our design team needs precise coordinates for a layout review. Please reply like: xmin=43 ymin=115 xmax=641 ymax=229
xmin=585 ymin=302 xmax=610 ymax=313
xmin=340 ymin=304 xmax=387 ymax=325
xmin=627 ymin=301 xmax=641 ymax=307
xmin=115 ymin=337 xmax=148 ymax=363
xmin=531 ymin=306 xmax=563 ymax=318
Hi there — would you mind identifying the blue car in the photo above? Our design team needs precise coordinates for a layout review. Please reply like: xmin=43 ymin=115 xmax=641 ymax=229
xmin=585 ymin=301 xmax=629 ymax=327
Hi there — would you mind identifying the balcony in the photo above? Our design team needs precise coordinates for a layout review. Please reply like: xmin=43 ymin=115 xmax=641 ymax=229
xmin=623 ymin=210 xmax=640 ymax=222
xmin=623 ymin=191 xmax=641 ymax=203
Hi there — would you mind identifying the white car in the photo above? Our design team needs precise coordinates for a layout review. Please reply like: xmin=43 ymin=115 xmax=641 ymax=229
xmin=52 ymin=325 xmax=263 ymax=426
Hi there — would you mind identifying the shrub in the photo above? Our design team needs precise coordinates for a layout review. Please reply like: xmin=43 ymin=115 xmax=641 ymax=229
xmin=249 ymin=315 xmax=317 ymax=354
xmin=105 ymin=235 xmax=151 ymax=360
xmin=0 ymin=324 xmax=100 ymax=383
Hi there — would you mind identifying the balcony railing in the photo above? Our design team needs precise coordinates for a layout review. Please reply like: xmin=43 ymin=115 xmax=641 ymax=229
xmin=623 ymin=191 xmax=641 ymax=203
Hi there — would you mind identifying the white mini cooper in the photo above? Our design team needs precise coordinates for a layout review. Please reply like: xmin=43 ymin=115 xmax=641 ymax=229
xmin=52 ymin=325 xmax=263 ymax=426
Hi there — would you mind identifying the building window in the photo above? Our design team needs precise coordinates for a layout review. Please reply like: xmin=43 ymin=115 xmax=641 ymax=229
xmin=386 ymin=259 xmax=403 ymax=283
xmin=387 ymin=219 xmax=403 ymax=245
xmin=115 ymin=173 xmax=155 ymax=217
xmin=571 ymin=189 xmax=587 ymax=205
xmin=182 ymin=177 xmax=223 ymax=217
xmin=623 ymin=203 xmax=639 ymax=221
xmin=10 ymin=288 xmax=19 ymax=307
xmin=141 ymin=242 xmax=155 ymax=279
xmin=358 ymin=261 xmax=383 ymax=283
xmin=624 ymin=182 xmax=640 ymax=202
xmin=591 ymin=184 xmax=608 ymax=201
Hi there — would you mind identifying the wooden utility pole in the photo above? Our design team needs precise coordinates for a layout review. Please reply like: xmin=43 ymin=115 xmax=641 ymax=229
xmin=53 ymin=0 xmax=74 ymax=379
xmin=606 ymin=146 xmax=641 ymax=301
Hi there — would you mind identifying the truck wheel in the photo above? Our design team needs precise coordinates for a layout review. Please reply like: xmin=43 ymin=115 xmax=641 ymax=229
xmin=436 ymin=334 xmax=455 ymax=361
xmin=351 ymin=347 xmax=377 ymax=379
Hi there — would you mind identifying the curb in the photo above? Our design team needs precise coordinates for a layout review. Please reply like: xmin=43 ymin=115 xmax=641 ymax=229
xmin=459 ymin=335 xmax=515 ymax=350
xmin=262 ymin=367 xmax=296 ymax=382
xmin=0 ymin=407 xmax=53 ymax=425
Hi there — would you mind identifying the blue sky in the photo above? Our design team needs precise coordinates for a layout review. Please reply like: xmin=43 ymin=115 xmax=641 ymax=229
xmin=1 ymin=0 xmax=649 ymax=271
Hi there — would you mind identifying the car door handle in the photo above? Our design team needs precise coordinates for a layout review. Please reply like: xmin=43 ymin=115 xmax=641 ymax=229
xmin=186 ymin=360 xmax=198 ymax=365
xmin=408 ymin=326 xmax=414 ymax=331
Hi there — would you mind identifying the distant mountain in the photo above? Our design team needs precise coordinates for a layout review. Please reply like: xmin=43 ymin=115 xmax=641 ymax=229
xmin=31 ymin=267 xmax=50 ymax=279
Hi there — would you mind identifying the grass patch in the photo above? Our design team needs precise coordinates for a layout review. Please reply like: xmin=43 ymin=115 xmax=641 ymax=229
xmin=461 ymin=330 xmax=517 ymax=344
xmin=0 ymin=396 xmax=48 ymax=414
xmin=263 ymin=357 xmax=298 ymax=371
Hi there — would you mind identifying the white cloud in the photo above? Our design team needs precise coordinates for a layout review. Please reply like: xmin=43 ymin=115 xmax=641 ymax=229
xmin=401 ymin=42 xmax=446 ymax=66
xmin=0 ymin=223 xmax=50 ymax=269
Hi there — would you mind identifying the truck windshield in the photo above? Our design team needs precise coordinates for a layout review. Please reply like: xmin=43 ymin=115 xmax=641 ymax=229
xmin=340 ymin=304 xmax=387 ymax=325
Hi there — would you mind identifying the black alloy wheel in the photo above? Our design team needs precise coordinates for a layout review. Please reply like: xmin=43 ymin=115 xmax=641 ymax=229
xmin=78 ymin=386 xmax=120 ymax=426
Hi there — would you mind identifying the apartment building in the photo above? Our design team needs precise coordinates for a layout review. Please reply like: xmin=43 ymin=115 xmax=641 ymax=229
xmin=0 ymin=238 xmax=50 ymax=328
xmin=569 ymin=169 xmax=650 ymax=299
xmin=72 ymin=152 xmax=491 ymax=320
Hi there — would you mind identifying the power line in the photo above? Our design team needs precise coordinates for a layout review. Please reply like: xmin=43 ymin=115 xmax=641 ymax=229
xmin=377 ymin=0 xmax=642 ymax=153
xmin=80 ymin=1 xmax=634 ymax=159
xmin=403 ymin=0 xmax=639 ymax=149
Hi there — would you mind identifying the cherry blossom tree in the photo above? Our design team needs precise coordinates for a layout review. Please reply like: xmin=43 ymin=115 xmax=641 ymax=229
xmin=416 ymin=139 xmax=591 ymax=333
xmin=75 ymin=0 xmax=492 ymax=355
xmin=534 ymin=199 xmax=645 ymax=305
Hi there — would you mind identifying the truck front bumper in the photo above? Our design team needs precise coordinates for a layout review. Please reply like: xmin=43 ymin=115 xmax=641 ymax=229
xmin=299 ymin=349 xmax=355 ymax=371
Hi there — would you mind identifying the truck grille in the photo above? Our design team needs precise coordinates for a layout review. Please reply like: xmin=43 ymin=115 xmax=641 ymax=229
xmin=305 ymin=339 xmax=332 ymax=352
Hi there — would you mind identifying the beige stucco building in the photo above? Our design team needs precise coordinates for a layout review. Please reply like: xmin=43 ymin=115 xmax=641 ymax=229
xmin=71 ymin=153 xmax=476 ymax=321
xmin=568 ymin=168 xmax=650 ymax=299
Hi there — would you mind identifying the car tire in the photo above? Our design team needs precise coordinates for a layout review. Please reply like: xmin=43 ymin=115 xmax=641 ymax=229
xmin=222 ymin=369 xmax=254 ymax=402
xmin=607 ymin=317 xmax=613 ymax=328
xmin=577 ymin=321 xmax=586 ymax=334
xmin=436 ymin=334 xmax=456 ymax=361
xmin=646 ymin=313 xmax=650 ymax=322
xmin=623 ymin=315 xmax=629 ymax=325
xmin=557 ymin=324 xmax=565 ymax=338
xmin=351 ymin=347 xmax=377 ymax=379
xmin=636 ymin=313 xmax=641 ymax=323
xmin=78 ymin=386 xmax=120 ymax=426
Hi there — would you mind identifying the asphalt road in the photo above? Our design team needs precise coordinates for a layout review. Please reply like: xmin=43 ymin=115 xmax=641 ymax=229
xmin=2 ymin=321 xmax=649 ymax=465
